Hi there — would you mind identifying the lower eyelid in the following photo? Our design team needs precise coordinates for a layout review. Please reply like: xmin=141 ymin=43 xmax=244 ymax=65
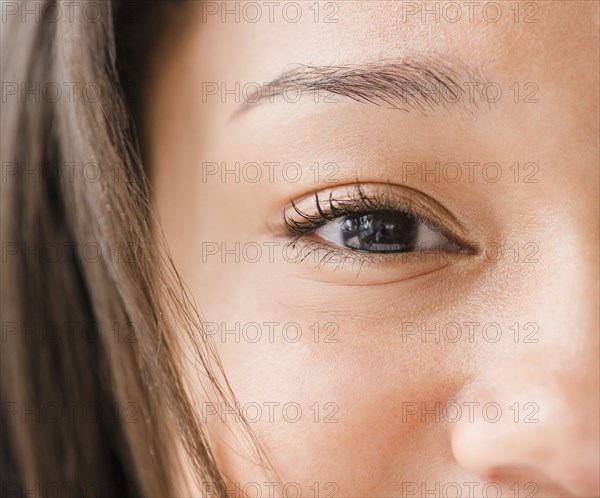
xmin=279 ymin=237 xmax=465 ymax=286
xmin=287 ymin=235 xmax=468 ymax=265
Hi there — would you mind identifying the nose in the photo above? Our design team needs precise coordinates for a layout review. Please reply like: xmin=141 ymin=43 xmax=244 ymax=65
xmin=450 ymin=362 xmax=599 ymax=496
xmin=450 ymin=254 xmax=599 ymax=496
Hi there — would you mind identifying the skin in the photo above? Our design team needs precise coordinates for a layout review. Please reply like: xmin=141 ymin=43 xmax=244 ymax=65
xmin=147 ymin=1 xmax=599 ymax=496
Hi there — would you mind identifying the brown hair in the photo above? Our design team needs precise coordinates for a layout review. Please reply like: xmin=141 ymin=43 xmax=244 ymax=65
xmin=1 ymin=1 xmax=262 ymax=496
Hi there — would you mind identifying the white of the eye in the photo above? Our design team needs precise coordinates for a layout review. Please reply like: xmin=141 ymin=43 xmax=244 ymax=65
xmin=414 ymin=223 xmax=449 ymax=250
xmin=314 ymin=218 xmax=449 ymax=250
xmin=314 ymin=219 xmax=348 ymax=247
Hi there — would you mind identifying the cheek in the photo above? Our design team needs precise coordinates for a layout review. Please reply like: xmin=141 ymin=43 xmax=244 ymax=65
xmin=205 ymin=334 xmax=417 ymax=494
xmin=195 ymin=277 xmax=474 ymax=495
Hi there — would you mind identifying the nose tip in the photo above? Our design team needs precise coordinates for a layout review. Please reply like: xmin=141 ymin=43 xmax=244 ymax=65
xmin=449 ymin=376 xmax=600 ymax=497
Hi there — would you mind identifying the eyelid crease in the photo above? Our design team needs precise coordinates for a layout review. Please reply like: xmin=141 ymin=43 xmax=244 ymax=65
xmin=281 ymin=182 xmax=477 ymax=253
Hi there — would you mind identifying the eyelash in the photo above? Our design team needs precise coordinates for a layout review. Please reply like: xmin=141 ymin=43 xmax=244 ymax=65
xmin=282 ymin=185 xmax=465 ymax=266
xmin=284 ymin=189 xmax=432 ymax=236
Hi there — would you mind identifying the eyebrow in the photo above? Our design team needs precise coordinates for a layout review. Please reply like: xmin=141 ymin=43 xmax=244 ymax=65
xmin=234 ymin=56 xmax=490 ymax=118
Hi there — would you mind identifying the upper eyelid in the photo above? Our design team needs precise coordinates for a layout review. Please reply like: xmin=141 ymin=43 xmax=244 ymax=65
xmin=284 ymin=193 xmax=434 ymax=236
xmin=281 ymin=182 xmax=473 ymax=247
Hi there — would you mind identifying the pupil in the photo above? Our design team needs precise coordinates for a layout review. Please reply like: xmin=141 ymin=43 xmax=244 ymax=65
xmin=341 ymin=211 xmax=418 ymax=251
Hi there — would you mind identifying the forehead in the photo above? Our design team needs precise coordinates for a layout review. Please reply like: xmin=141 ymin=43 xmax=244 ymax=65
xmin=152 ymin=0 xmax=598 ymax=147
xmin=184 ymin=1 xmax=597 ymax=80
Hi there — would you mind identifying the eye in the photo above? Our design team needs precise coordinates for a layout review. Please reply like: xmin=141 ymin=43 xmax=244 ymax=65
xmin=313 ymin=210 xmax=458 ymax=253
xmin=279 ymin=184 xmax=475 ymax=283
xmin=280 ymin=183 xmax=475 ymax=266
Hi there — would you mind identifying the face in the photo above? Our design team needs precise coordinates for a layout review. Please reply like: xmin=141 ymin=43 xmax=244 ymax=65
xmin=147 ymin=1 xmax=599 ymax=496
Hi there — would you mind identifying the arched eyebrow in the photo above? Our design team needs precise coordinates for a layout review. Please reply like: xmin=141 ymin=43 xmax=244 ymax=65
xmin=233 ymin=56 xmax=490 ymax=118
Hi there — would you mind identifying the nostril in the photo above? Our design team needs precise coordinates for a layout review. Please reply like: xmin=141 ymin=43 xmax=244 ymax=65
xmin=486 ymin=466 xmax=568 ymax=498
